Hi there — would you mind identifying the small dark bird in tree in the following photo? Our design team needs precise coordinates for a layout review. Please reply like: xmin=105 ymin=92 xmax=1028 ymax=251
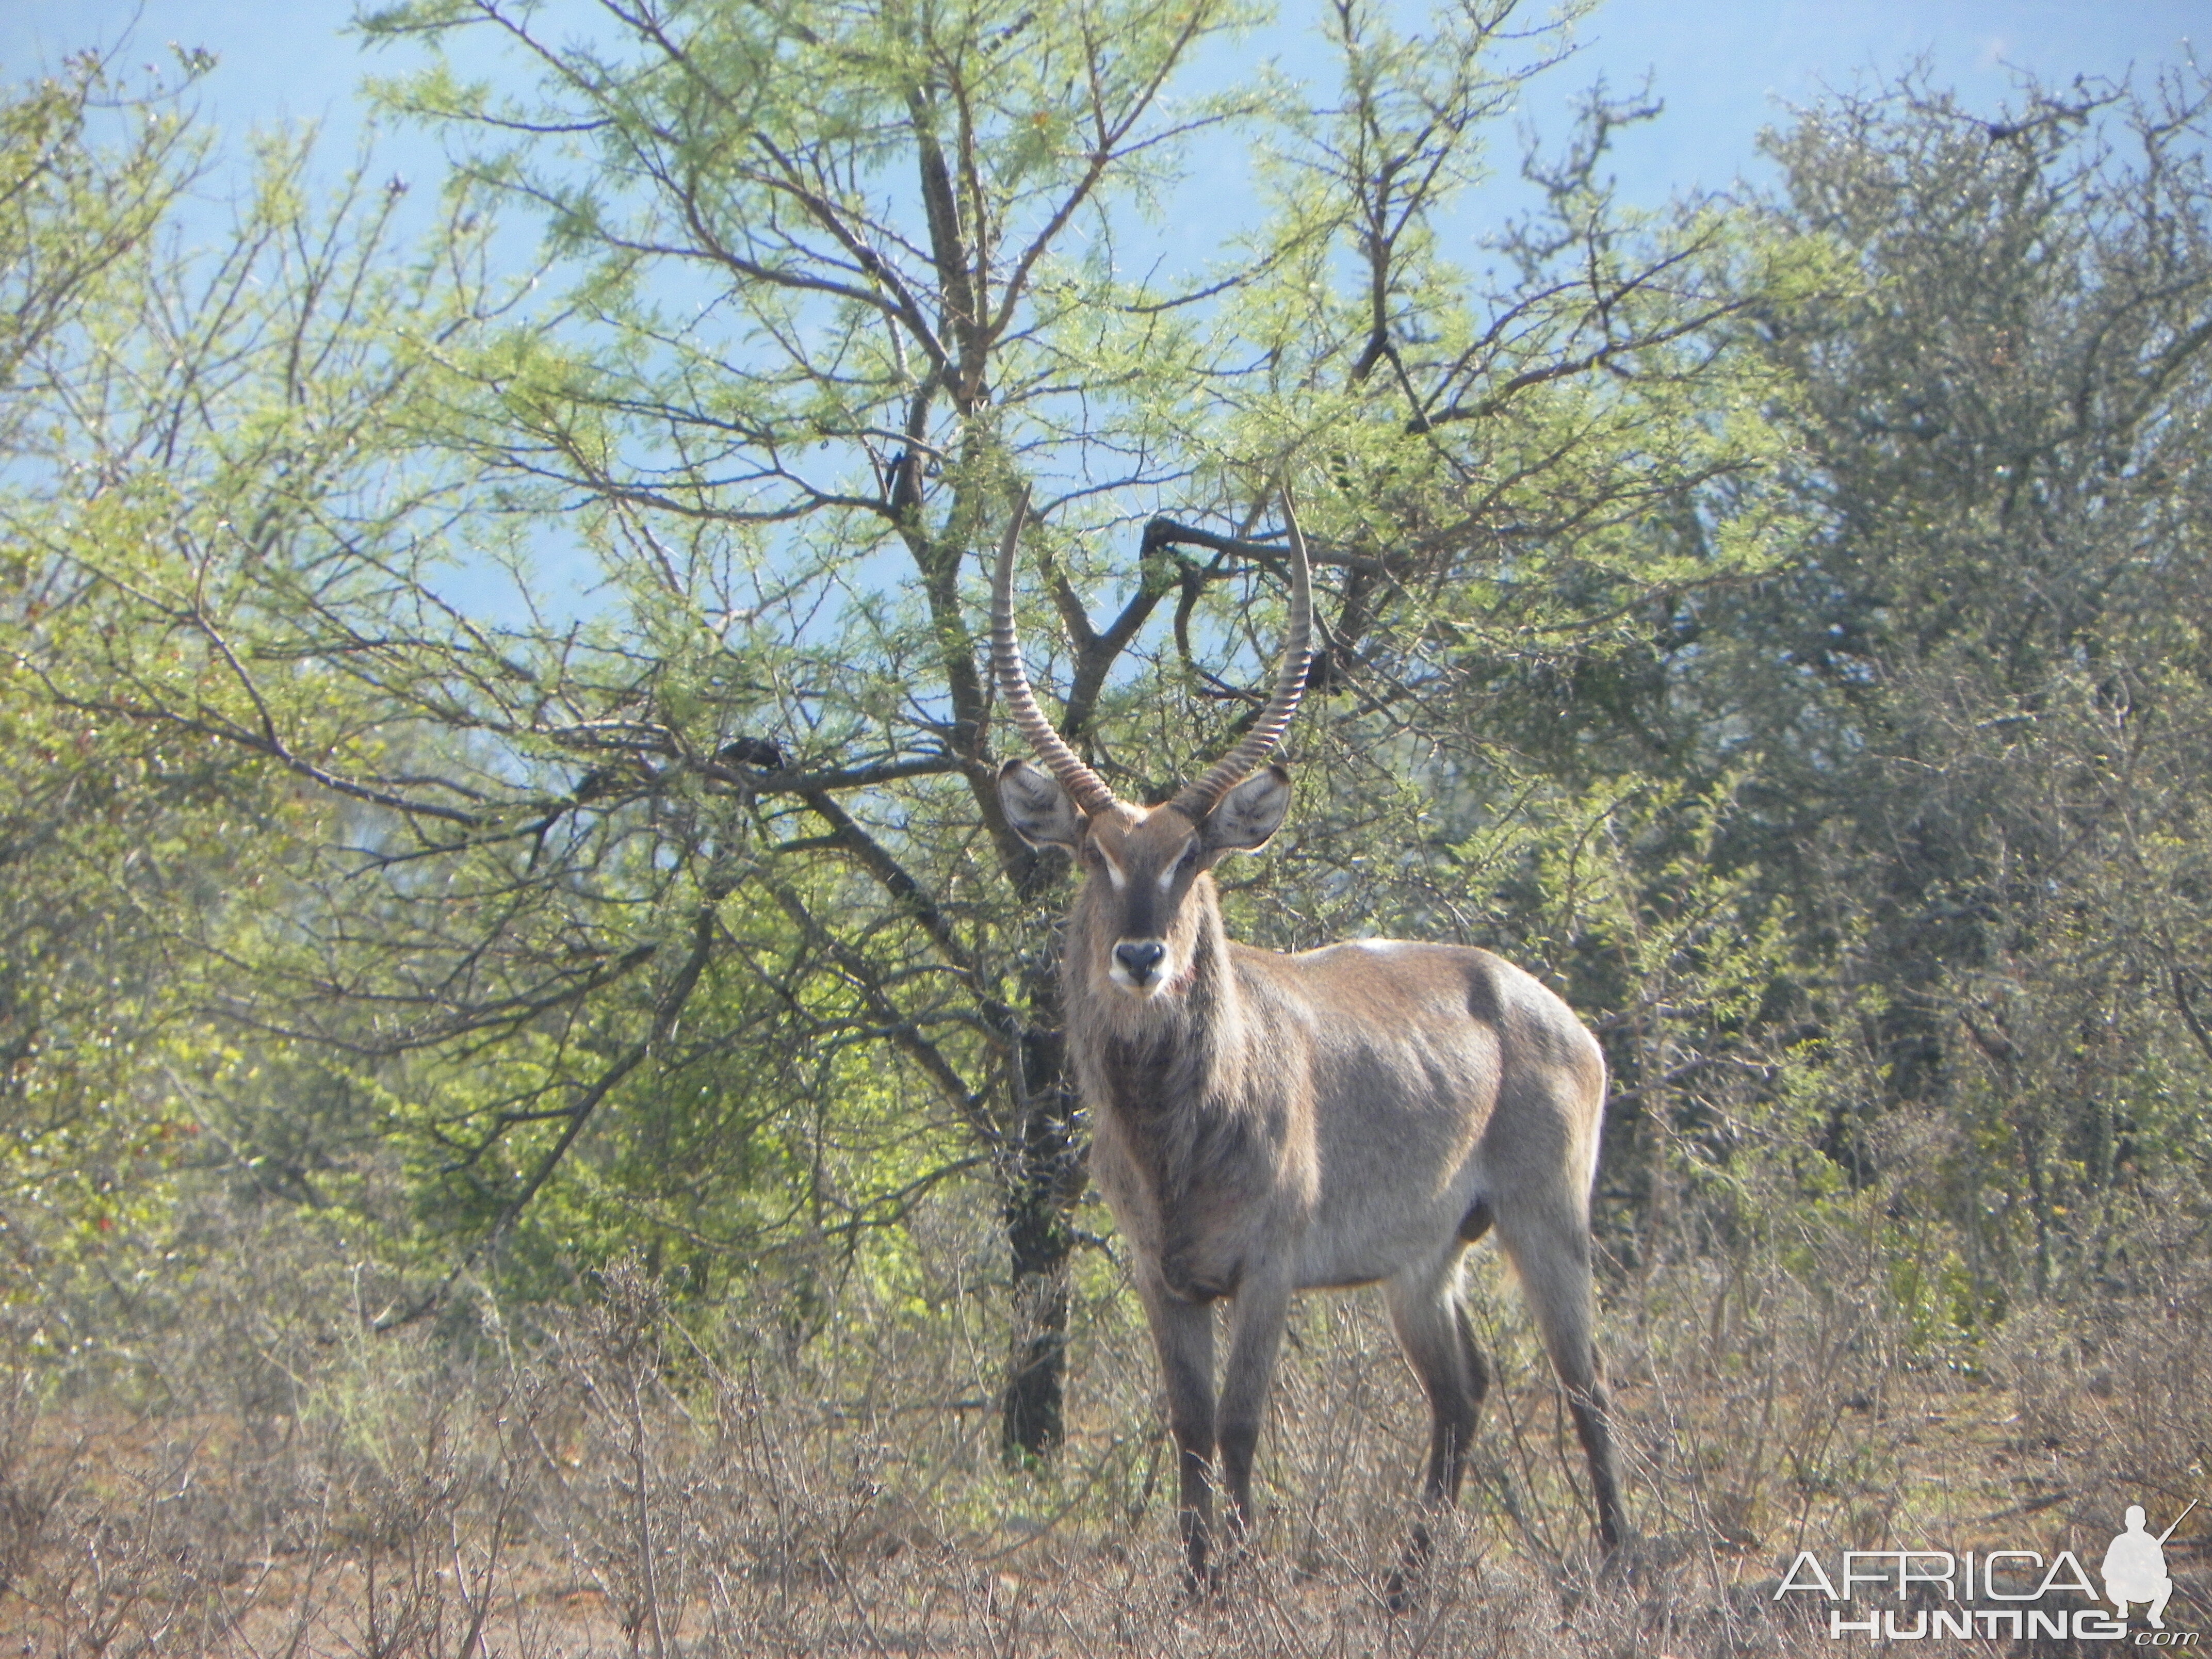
xmin=715 ymin=736 xmax=786 ymax=770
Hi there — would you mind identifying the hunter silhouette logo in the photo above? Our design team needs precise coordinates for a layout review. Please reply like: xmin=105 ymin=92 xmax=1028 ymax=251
xmin=2105 ymin=1500 xmax=2194 ymax=1631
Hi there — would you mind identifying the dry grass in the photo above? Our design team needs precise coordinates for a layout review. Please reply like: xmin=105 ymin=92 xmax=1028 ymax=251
xmin=1 ymin=1193 xmax=2205 ymax=1656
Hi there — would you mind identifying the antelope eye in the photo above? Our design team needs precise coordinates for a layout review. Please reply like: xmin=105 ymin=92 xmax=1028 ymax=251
xmin=1176 ymin=841 xmax=1198 ymax=869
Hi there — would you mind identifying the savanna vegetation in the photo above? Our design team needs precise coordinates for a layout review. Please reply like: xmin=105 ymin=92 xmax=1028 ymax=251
xmin=2 ymin=2 xmax=2208 ymax=1651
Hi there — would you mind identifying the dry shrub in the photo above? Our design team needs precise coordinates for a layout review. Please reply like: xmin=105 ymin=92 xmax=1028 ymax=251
xmin=1997 ymin=1218 xmax=2212 ymax=1632
xmin=0 ymin=1369 xmax=73 ymax=1596
xmin=2006 ymin=1232 xmax=2212 ymax=1499
xmin=0 ymin=1172 xmax=2191 ymax=1656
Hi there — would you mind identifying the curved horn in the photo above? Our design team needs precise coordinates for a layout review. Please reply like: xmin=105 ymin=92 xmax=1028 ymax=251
xmin=990 ymin=487 xmax=1118 ymax=817
xmin=1172 ymin=500 xmax=1313 ymax=818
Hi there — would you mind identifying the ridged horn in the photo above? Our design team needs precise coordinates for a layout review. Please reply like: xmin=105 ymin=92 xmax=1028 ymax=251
xmin=990 ymin=487 xmax=1118 ymax=818
xmin=1171 ymin=500 xmax=1312 ymax=819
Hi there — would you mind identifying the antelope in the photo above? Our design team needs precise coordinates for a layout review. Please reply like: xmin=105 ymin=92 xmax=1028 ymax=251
xmin=989 ymin=495 xmax=1625 ymax=1586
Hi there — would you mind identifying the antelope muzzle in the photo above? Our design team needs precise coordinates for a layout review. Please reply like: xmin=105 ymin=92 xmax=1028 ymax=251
xmin=1110 ymin=937 xmax=1169 ymax=993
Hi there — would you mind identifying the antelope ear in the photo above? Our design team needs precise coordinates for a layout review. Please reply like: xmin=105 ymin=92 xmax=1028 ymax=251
xmin=998 ymin=759 xmax=1085 ymax=850
xmin=1202 ymin=764 xmax=1292 ymax=855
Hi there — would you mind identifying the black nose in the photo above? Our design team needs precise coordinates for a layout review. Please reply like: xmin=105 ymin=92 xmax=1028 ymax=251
xmin=1115 ymin=941 xmax=1166 ymax=982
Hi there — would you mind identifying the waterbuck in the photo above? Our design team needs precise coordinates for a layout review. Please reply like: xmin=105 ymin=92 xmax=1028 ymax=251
xmin=989 ymin=496 xmax=1625 ymax=1584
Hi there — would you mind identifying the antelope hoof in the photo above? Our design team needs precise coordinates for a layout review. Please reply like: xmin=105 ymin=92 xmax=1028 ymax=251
xmin=1384 ymin=1520 xmax=1437 ymax=1616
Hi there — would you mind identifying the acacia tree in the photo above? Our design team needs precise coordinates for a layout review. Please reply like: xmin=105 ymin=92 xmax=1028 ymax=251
xmin=2 ymin=0 xmax=1796 ymax=1454
xmin=326 ymin=0 xmax=1803 ymax=1456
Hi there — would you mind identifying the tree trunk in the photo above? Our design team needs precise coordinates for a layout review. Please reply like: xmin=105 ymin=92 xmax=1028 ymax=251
xmin=999 ymin=986 xmax=1085 ymax=1462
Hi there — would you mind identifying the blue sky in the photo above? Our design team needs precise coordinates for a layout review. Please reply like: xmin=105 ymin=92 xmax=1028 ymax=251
xmin=1570 ymin=1 xmax=2198 ymax=203
xmin=6 ymin=1 xmax=2200 ymax=284
xmin=6 ymin=1 xmax=2199 ymax=621
xmin=9 ymin=1 xmax=2198 ymax=208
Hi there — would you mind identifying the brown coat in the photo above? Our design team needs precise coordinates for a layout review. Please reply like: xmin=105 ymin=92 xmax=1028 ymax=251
xmin=990 ymin=496 xmax=1623 ymax=1587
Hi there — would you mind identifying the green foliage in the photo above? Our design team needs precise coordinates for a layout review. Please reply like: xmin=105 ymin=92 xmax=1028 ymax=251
xmin=0 ymin=52 xmax=515 ymax=1305
xmin=15 ymin=7 xmax=2212 ymax=1513
xmin=6 ymin=7 xmax=1809 ymax=1424
xmin=328 ymin=2 xmax=1816 ymax=1460
xmin=0 ymin=48 xmax=275 ymax=1271
xmin=1700 ymin=72 xmax=2212 ymax=1302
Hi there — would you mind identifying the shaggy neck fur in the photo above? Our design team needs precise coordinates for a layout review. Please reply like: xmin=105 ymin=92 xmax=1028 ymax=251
xmin=1063 ymin=870 xmax=1249 ymax=1154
